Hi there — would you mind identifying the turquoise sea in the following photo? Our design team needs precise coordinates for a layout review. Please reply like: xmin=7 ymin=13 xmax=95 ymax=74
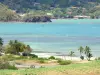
xmin=0 ymin=19 xmax=100 ymax=57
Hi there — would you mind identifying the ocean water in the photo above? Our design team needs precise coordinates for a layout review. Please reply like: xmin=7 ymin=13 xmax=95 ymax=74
xmin=0 ymin=19 xmax=100 ymax=57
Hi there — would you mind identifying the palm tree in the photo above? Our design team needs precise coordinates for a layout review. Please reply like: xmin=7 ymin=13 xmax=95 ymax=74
xmin=7 ymin=40 xmax=26 ymax=54
xmin=78 ymin=46 xmax=84 ymax=60
xmin=69 ymin=51 xmax=75 ymax=60
xmin=78 ymin=46 xmax=84 ymax=56
xmin=84 ymin=46 xmax=92 ymax=61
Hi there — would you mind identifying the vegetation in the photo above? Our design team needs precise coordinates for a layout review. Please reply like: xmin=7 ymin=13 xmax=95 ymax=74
xmin=96 ymin=57 xmax=100 ymax=60
xmin=0 ymin=60 xmax=100 ymax=75
xmin=0 ymin=37 xmax=95 ymax=72
xmin=49 ymin=56 xmax=55 ymax=59
xmin=1 ymin=0 xmax=100 ymax=12
xmin=80 ymin=55 xmax=84 ymax=60
xmin=78 ymin=46 xmax=84 ymax=60
xmin=57 ymin=58 xmax=62 ymax=63
xmin=5 ymin=40 xmax=32 ymax=55
xmin=0 ymin=0 xmax=100 ymax=20
xmin=0 ymin=3 xmax=51 ymax=22
xmin=78 ymin=46 xmax=93 ymax=61
xmin=0 ymin=56 xmax=17 ymax=70
xmin=0 ymin=3 xmax=19 ymax=22
xmin=58 ymin=60 xmax=72 ymax=65
xmin=29 ymin=54 xmax=38 ymax=58
xmin=0 ymin=37 xmax=3 ymax=55
xmin=23 ymin=14 xmax=52 ymax=22
xmin=84 ymin=46 xmax=93 ymax=61
xmin=37 ymin=58 xmax=47 ymax=63
xmin=38 ymin=59 xmax=45 ymax=63
xmin=68 ymin=51 xmax=75 ymax=60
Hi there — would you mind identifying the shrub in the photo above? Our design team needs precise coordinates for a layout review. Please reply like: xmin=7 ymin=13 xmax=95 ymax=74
xmin=8 ymin=65 xmax=18 ymax=70
xmin=98 ymin=57 xmax=100 ymax=60
xmin=0 ymin=53 xmax=2 ymax=56
xmin=95 ymin=57 xmax=100 ymax=60
xmin=15 ymin=56 xmax=27 ymax=60
xmin=38 ymin=58 xmax=48 ymax=60
xmin=49 ymin=56 xmax=55 ymax=59
xmin=56 ymin=58 xmax=62 ymax=63
xmin=2 ymin=54 xmax=15 ymax=61
xmin=0 ymin=58 xmax=17 ymax=70
xmin=80 ymin=56 xmax=84 ymax=60
xmin=38 ymin=58 xmax=47 ymax=63
xmin=58 ymin=60 xmax=72 ymax=65
xmin=38 ymin=59 xmax=45 ymax=63
xmin=29 ymin=54 xmax=38 ymax=58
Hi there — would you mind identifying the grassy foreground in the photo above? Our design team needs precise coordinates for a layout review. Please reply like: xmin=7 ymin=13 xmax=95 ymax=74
xmin=0 ymin=60 xmax=100 ymax=75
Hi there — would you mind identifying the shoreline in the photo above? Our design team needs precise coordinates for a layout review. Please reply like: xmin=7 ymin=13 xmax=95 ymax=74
xmin=32 ymin=52 xmax=96 ymax=61
xmin=0 ymin=19 xmax=100 ymax=23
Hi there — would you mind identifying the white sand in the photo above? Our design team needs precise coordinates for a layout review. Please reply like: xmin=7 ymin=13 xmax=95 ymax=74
xmin=33 ymin=53 xmax=96 ymax=61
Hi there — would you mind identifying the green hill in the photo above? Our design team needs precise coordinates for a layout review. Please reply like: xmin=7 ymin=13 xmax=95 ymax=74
xmin=0 ymin=0 xmax=100 ymax=13
xmin=0 ymin=3 xmax=19 ymax=21
xmin=0 ymin=0 xmax=100 ymax=18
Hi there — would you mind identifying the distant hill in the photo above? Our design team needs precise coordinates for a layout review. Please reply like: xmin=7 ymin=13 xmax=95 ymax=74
xmin=0 ymin=0 xmax=100 ymax=13
xmin=0 ymin=0 xmax=100 ymax=19
xmin=0 ymin=3 xmax=19 ymax=21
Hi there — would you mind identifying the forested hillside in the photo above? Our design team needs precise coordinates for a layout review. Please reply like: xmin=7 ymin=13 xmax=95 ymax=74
xmin=0 ymin=3 xmax=51 ymax=22
xmin=0 ymin=0 xmax=100 ymax=19
xmin=0 ymin=0 xmax=100 ymax=12
xmin=0 ymin=3 xmax=19 ymax=21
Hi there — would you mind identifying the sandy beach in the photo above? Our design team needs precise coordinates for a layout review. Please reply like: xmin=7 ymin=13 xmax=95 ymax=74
xmin=13 ymin=52 xmax=96 ymax=69
xmin=33 ymin=52 xmax=96 ymax=61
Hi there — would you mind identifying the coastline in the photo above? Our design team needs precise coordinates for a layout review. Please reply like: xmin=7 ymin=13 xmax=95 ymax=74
xmin=0 ymin=19 xmax=100 ymax=23
xmin=32 ymin=52 xmax=96 ymax=61
xmin=0 ymin=19 xmax=100 ymax=59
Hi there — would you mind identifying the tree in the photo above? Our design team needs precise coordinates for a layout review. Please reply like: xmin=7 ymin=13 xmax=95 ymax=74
xmin=84 ymin=46 xmax=93 ymax=61
xmin=0 ymin=3 xmax=19 ymax=22
xmin=0 ymin=37 xmax=3 ymax=55
xmin=0 ymin=38 xmax=3 ymax=46
xmin=68 ymin=51 xmax=75 ymax=60
xmin=5 ymin=40 xmax=26 ymax=54
xmin=23 ymin=45 xmax=32 ymax=56
xmin=78 ymin=46 xmax=84 ymax=56
xmin=80 ymin=55 xmax=84 ymax=60
xmin=78 ymin=46 xmax=84 ymax=60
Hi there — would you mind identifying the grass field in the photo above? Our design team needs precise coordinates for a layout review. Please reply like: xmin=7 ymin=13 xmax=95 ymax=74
xmin=0 ymin=60 xmax=100 ymax=75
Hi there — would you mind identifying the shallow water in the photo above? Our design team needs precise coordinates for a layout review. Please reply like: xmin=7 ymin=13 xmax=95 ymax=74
xmin=0 ymin=19 xmax=100 ymax=57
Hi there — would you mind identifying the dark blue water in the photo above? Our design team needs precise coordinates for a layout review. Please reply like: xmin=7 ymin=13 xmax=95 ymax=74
xmin=0 ymin=19 xmax=100 ymax=56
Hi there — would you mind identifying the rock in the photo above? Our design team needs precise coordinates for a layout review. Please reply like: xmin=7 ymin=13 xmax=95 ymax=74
xmin=24 ymin=16 xmax=52 ymax=22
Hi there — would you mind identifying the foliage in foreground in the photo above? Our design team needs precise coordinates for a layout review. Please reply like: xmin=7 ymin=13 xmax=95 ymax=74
xmin=58 ymin=60 xmax=72 ymax=65
xmin=0 ymin=3 xmax=19 ymax=22
xmin=29 ymin=54 xmax=38 ymax=58
xmin=78 ymin=46 xmax=93 ymax=61
xmin=4 ymin=40 xmax=32 ymax=55
xmin=37 ymin=58 xmax=48 ymax=63
xmin=0 ymin=57 xmax=17 ymax=70
xmin=0 ymin=60 xmax=100 ymax=75
xmin=49 ymin=56 xmax=55 ymax=60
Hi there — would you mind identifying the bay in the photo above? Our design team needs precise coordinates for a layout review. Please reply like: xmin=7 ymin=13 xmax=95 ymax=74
xmin=0 ymin=19 xmax=100 ymax=57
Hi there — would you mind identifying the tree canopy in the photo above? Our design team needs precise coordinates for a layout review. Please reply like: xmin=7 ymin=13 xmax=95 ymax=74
xmin=0 ymin=3 xmax=19 ymax=21
xmin=0 ymin=0 xmax=100 ymax=13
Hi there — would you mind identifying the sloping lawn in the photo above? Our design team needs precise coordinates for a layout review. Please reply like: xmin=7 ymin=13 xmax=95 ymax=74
xmin=0 ymin=60 xmax=100 ymax=75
